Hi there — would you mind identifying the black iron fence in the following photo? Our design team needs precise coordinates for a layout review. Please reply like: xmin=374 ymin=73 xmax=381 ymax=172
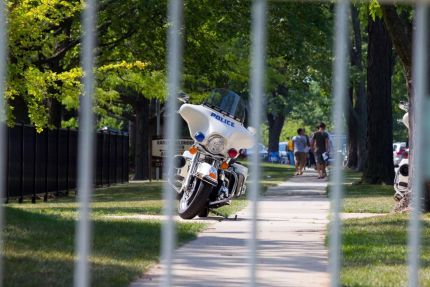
xmin=5 ymin=124 xmax=129 ymax=203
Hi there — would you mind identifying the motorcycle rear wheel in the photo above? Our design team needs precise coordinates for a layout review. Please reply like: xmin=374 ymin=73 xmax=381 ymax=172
xmin=178 ymin=178 xmax=212 ymax=219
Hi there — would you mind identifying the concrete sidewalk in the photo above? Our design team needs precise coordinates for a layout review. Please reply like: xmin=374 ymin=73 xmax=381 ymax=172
xmin=131 ymin=170 xmax=329 ymax=287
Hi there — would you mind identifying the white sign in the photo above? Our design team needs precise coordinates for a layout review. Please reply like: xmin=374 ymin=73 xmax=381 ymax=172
xmin=151 ymin=138 xmax=194 ymax=158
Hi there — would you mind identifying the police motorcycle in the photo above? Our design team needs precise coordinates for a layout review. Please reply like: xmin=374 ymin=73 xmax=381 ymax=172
xmin=170 ymin=89 xmax=254 ymax=219
xmin=394 ymin=101 xmax=409 ymax=201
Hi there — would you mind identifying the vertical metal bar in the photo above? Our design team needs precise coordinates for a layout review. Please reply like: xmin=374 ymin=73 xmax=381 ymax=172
xmin=329 ymin=0 xmax=349 ymax=286
xmin=161 ymin=0 xmax=183 ymax=286
xmin=248 ymin=0 xmax=267 ymax=286
xmin=113 ymin=134 xmax=117 ymax=184
xmin=32 ymin=129 xmax=37 ymax=204
xmin=0 ymin=0 xmax=7 ymax=283
xmin=56 ymin=128 xmax=60 ymax=196
xmin=156 ymin=100 xmax=161 ymax=180
xmin=100 ymin=132 xmax=104 ymax=185
xmin=66 ymin=128 xmax=70 ymax=195
xmin=407 ymin=3 xmax=428 ymax=287
xmin=19 ymin=123 xmax=24 ymax=203
xmin=44 ymin=130 xmax=49 ymax=202
xmin=6 ymin=128 xmax=9 ymax=204
xmin=107 ymin=131 xmax=110 ymax=186
xmin=73 ymin=0 xmax=96 ymax=287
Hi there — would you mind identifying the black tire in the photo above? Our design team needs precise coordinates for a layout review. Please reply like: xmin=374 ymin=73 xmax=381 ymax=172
xmin=178 ymin=178 xmax=212 ymax=219
xmin=198 ymin=206 xmax=209 ymax=218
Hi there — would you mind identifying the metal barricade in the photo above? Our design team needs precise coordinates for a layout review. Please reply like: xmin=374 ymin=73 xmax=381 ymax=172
xmin=0 ymin=0 xmax=427 ymax=287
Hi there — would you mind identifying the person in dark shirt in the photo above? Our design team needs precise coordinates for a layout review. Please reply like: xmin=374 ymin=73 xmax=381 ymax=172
xmin=312 ymin=122 xmax=329 ymax=179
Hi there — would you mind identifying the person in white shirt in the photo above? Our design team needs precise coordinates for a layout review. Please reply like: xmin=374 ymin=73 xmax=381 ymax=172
xmin=292 ymin=128 xmax=308 ymax=175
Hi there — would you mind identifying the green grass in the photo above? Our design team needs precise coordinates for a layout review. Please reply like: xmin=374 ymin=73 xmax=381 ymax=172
xmin=4 ymin=162 xmax=293 ymax=286
xmin=342 ymin=214 xmax=430 ymax=286
xmin=4 ymin=183 xmax=205 ymax=287
xmin=330 ymin=169 xmax=395 ymax=213
xmin=260 ymin=161 xmax=295 ymax=190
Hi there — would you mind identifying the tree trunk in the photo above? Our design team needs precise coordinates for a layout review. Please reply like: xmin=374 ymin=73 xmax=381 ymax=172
xmin=381 ymin=5 xmax=430 ymax=211
xmin=352 ymin=6 xmax=367 ymax=172
xmin=362 ymin=15 xmax=395 ymax=184
xmin=10 ymin=96 xmax=30 ymax=124
xmin=47 ymin=98 xmax=62 ymax=128
xmin=347 ymin=6 xmax=367 ymax=171
xmin=347 ymin=87 xmax=358 ymax=169
xmin=133 ymin=98 xmax=151 ymax=180
xmin=355 ymin=80 xmax=367 ymax=171
xmin=267 ymin=112 xmax=285 ymax=155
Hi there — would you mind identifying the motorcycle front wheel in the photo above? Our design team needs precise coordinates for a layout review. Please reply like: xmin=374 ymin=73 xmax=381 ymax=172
xmin=178 ymin=178 xmax=213 ymax=219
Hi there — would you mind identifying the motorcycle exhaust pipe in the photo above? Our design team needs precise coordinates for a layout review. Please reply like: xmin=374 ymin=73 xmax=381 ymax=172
xmin=173 ymin=155 xmax=186 ymax=169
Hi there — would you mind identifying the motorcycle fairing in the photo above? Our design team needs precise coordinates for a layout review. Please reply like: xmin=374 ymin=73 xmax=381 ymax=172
xmin=179 ymin=103 xmax=254 ymax=156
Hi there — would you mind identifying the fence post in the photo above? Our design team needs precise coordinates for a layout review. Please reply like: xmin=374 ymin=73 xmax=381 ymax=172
xmin=44 ymin=129 xmax=49 ymax=202
xmin=407 ymin=4 xmax=428 ymax=287
xmin=5 ymin=126 xmax=9 ymax=204
xmin=19 ymin=123 xmax=24 ymax=203
xmin=329 ymin=1 xmax=350 ymax=286
xmin=66 ymin=128 xmax=70 ymax=195
xmin=0 ymin=1 xmax=7 ymax=282
xmin=121 ymin=134 xmax=125 ymax=183
xmin=100 ymin=131 xmax=104 ymax=186
xmin=55 ymin=128 xmax=60 ymax=196
xmin=126 ymin=134 xmax=129 ymax=182
xmin=32 ymin=128 xmax=37 ymax=204
xmin=107 ymin=131 xmax=110 ymax=186
xmin=114 ymin=133 xmax=117 ymax=184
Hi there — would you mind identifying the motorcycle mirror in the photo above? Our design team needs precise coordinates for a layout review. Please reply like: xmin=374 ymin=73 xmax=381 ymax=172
xmin=247 ymin=126 xmax=256 ymax=135
xmin=177 ymin=92 xmax=189 ymax=103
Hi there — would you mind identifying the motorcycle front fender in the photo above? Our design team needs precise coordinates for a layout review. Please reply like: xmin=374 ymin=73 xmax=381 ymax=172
xmin=195 ymin=162 xmax=218 ymax=186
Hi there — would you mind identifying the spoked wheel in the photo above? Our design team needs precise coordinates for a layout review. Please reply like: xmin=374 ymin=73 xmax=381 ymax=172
xmin=178 ymin=178 xmax=212 ymax=219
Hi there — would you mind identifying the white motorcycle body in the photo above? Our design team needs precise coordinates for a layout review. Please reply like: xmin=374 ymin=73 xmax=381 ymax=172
xmin=394 ymin=156 xmax=409 ymax=201
xmin=179 ymin=104 xmax=254 ymax=156
xmin=171 ymin=89 xmax=253 ymax=219
xmin=393 ymin=102 xmax=409 ymax=201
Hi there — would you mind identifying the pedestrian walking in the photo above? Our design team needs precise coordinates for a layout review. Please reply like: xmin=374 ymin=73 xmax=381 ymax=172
xmin=293 ymin=128 xmax=307 ymax=175
xmin=308 ymin=127 xmax=318 ymax=169
xmin=312 ymin=122 xmax=330 ymax=179
xmin=303 ymin=129 xmax=311 ymax=169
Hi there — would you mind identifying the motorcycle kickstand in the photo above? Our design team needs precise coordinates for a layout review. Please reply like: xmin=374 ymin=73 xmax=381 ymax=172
xmin=209 ymin=208 xmax=238 ymax=221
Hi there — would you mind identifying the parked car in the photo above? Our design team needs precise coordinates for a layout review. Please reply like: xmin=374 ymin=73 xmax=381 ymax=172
xmin=241 ymin=143 xmax=268 ymax=159
xmin=279 ymin=142 xmax=288 ymax=157
xmin=393 ymin=142 xmax=407 ymax=166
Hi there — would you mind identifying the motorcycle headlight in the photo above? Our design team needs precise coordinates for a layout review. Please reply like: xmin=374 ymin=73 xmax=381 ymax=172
xmin=399 ymin=164 xmax=409 ymax=177
xmin=206 ymin=135 xmax=226 ymax=154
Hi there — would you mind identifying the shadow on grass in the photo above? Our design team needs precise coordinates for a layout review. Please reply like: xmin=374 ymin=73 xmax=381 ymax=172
xmin=4 ymin=207 xmax=203 ymax=287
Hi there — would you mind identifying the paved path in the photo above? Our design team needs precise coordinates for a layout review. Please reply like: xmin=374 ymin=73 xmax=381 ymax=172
xmin=131 ymin=170 xmax=329 ymax=287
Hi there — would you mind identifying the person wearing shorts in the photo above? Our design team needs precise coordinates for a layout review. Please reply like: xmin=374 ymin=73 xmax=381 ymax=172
xmin=292 ymin=128 xmax=307 ymax=175
xmin=312 ymin=122 xmax=330 ymax=179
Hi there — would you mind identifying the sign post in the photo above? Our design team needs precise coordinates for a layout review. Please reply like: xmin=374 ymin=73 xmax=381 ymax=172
xmin=151 ymin=137 xmax=194 ymax=179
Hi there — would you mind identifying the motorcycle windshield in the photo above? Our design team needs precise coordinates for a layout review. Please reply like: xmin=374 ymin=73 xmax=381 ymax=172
xmin=203 ymin=89 xmax=246 ymax=123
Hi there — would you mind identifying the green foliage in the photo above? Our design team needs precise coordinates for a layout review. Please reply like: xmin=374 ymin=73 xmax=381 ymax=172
xmin=392 ymin=59 xmax=409 ymax=142
xmin=6 ymin=0 xmax=169 ymax=130
xmin=5 ymin=0 xmax=334 ymax=135
xmin=369 ymin=0 xmax=382 ymax=21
